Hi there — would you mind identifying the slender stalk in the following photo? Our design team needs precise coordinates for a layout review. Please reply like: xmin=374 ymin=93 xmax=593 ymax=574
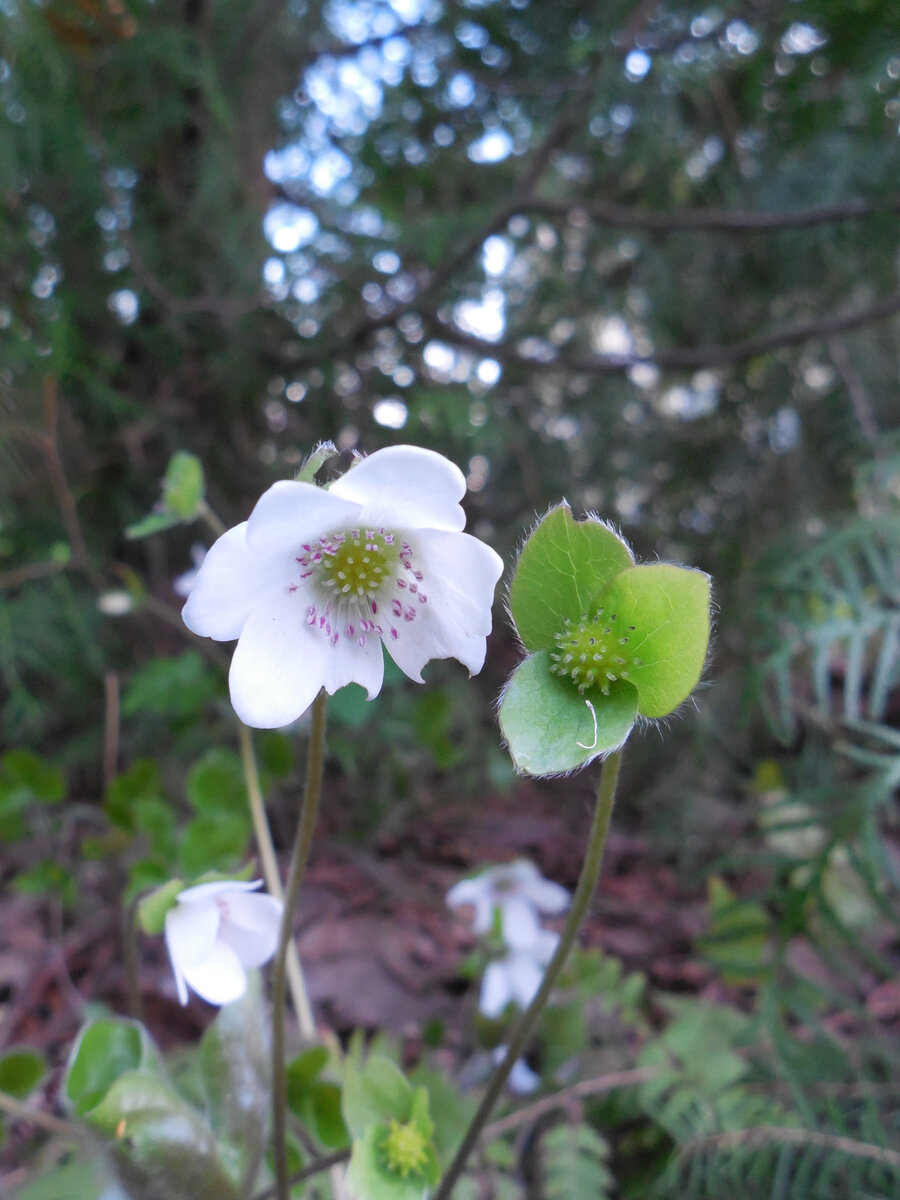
xmin=238 ymin=721 xmax=316 ymax=1038
xmin=432 ymin=748 xmax=624 ymax=1200
xmin=272 ymin=691 xmax=328 ymax=1200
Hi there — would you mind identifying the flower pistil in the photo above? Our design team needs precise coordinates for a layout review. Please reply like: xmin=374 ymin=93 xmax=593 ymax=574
xmin=295 ymin=526 xmax=428 ymax=647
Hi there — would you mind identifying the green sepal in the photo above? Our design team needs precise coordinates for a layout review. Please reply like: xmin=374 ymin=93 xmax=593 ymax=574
xmin=84 ymin=1071 xmax=238 ymax=1200
xmin=296 ymin=440 xmax=339 ymax=483
xmin=510 ymin=505 xmax=633 ymax=653
xmin=499 ymin=650 xmax=637 ymax=776
xmin=137 ymin=878 xmax=184 ymax=935
xmin=346 ymin=1124 xmax=429 ymax=1200
xmin=342 ymin=1055 xmax=412 ymax=1139
xmin=594 ymin=564 xmax=710 ymax=718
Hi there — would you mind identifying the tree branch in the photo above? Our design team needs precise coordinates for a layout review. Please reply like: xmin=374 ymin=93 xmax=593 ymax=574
xmin=520 ymin=194 xmax=900 ymax=234
xmin=430 ymin=289 xmax=900 ymax=374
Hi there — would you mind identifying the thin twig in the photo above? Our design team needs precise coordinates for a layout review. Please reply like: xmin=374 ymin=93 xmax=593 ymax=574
xmin=0 ymin=1092 xmax=81 ymax=1141
xmin=680 ymin=1125 xmax=900 ymax=1171
xmin=432 ymin=288 xmax=900 ymax=374
xmin=520 ymin=194 xmax=900 ymax=234
xmin=103 ymin=670 xmax=120 ymax=792
xmin=481 ymin=1066 xmax=658 ymax=1141
xmin=253 ymin=1149 xmax=351 ymax=1200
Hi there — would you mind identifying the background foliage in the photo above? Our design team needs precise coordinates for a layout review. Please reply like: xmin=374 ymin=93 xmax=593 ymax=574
xmin=2 ymin=0 xmax=900 ymax=1196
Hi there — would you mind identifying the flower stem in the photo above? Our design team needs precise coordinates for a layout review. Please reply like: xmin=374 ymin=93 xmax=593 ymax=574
xmin=272 ymin=691 xmax=328 ymax=1200
xmin=432 ymin=748 xmax=624 ymax=1200
xmin=238 ymin=721 xmax=316 ymax=1039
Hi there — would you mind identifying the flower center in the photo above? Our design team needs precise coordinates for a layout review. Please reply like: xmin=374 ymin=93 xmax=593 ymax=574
xmin=293 ymin=528 xmax=428 ymax=648
xmin=549 ymin=608 xmax=641 ymax=695
xmin=378 ymin=1119 xmax=430 ymax=1180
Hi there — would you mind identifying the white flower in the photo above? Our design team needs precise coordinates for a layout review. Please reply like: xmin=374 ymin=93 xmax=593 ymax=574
xmin=164 ymin=879 xmax=283 ymax=1006
xmin=182 ymin=445 xmax=504 ymax=728
xmin=447 ymin=859 xmax=570 ymax=951
xmin=492 ymin=1046 xmax=541 ymax=1094
xmin=479 ymin=929 xmax=559 ymax=1018
xmin=173 ymin=543 xmax=207 ymax=598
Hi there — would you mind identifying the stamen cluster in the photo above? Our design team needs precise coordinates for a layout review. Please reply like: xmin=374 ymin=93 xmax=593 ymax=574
xmin=549 ymin=607 xmax=640 ymax=695
xmin=294 ymin=528 xmax=428 ymax=648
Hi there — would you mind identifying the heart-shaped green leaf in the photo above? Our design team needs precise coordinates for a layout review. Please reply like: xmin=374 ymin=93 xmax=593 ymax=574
xmin=499 ymin=650 xmax=637 ymax=776
xmin=510 ymin=505 xmax=633 ymax=653
xmin=594 ymin=565 xmax=710 ymax=718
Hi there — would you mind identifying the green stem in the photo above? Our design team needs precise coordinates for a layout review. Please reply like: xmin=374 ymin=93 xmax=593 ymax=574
xmin=273 ymin=691 xmax=328 ymax=1200
xmin=432 ymin=748 xmax=624 ymax=1200
xmin=238 ymin=721 xmax=316 ymax=1038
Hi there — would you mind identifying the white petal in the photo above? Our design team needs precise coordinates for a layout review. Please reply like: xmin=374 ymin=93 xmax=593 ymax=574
xmin=246 ymin=480 xmax=362 ymax=554
xmin=507 ymin=1057 xmax=541 ymax=1094
xmin=385 ymin=530 xmax=503 ymax=682
xmin=322 ymin=629 xmax=385 ymax=700
xmin=182 ymin=524 xmax=295 ymax=642
xmin=499 ymin=896 xmax=544 ymax=952
xmin=479 ymin=960 xmax=514 ymax=1018
xmin=330 ymin=446 xmax=467 ymax=533
xmin=176 ymin=879 xmax=264 ymax=903
xmin=179 ymin=940 xmax=248 ymax=1006
xmin=228 ymin=588 xmax=329 ymax=728
xmin=531 ymin=929 xmax=560 ymax=966
xmin=519 ymin=873 xmax=571 ymax=915
xmin=219 ymin=892 xmax=283 ymax=968
xmin=165 ymin=900 xmax=220 ymax=976
xmin=505 ymin=952 xmax=545 ymax=1008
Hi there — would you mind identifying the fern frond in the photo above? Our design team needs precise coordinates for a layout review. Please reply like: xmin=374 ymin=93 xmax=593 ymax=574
xmin=538 ymin=1122 xmax=614 ymax=1200
xmin=752 ymin=514 xmax=900 ymax=740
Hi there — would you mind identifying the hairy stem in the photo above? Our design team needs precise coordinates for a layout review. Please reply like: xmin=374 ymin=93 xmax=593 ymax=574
xmin=238 ymin=721 xmax=316 ymax=1038
xmin=272 ymin=691 xmax=328 ymax=1200
xmin=432 ymin=748 xmax=624 ymax=1200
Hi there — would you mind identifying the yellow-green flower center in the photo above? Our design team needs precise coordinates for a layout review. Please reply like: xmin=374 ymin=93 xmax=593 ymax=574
xmin=379 ymin=1119 xmax=429 ymax=1179
xmin=550 ymin=608 xmax=641 ymax=695
xmin=317 ymin=530 xmax=402 ymax=599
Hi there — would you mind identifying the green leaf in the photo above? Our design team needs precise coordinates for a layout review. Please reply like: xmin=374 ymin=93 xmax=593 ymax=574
xmin=106 ymin=759 xmax=164 ymax=831
xmin=342 ymin=1055 xmax=412 ymax=1139
xmin=0 ymin=1048 xmax=46 ymax=1098
xmin=699 ymin=877 xmax=771 ymax=986
xmin=499 ymin=651 xmax=637 ymax=776
xmin=137 ymin=878 xmax=185 ymax=935
xmin=123 ymin=651 xmax=217 ymax=719
xmin=287 ymin=1045 xmax=329 ymax=1089
xmin=85 ymin=1071 xmax=238 ymax=1200
xmin=510 ymin=505 xmax=633 ymax=653
xmin=125 ymin=510 xmax=183 ymax=540
xmin=162 ymin=452 xmax=205 ymax=519
xmin=64 ymin=1019 xmax=155 ymax=1116
xmin=179 ymin=812 xmax=250 ymax=877
xmin=3 ymin=750 xmax=65 ymax=803
xmin=185 ymin=748 xmax=246 ymax=816
xmin=595 ymin=564 xmax=710 ymax=719
xmin=11 ymin=1158 xmax=113 ymax=1200
xmin=200 ymin=979 xmax=269 ymax=1163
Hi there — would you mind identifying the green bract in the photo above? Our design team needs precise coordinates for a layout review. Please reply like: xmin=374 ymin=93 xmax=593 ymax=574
xmin=500 ymin=504 xmax=711 ymax=776
xmin=343 ymin=1054 xmax=441 ymax=1200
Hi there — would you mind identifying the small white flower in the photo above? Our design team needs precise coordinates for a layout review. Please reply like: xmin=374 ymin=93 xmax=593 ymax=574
xmin=173 ymin=543 xmax=207 ymax=597
xmin=182 ymin=446 xmax=504 ymax=728
xmin=447 ymin=859 xmax=570 ymax=951
xmin=164 ymin=879 xmax=283 ymax=1006
xmin=492 ymin=1046 xmax=541 ymax=1094
xmin=479 ymin=929 xmax=559 ymax=1018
